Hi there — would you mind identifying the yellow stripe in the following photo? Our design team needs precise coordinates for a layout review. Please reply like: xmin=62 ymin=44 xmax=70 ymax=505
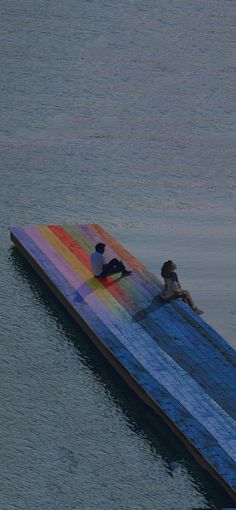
xmin=37 ymin=226 xmax=127 ymax=318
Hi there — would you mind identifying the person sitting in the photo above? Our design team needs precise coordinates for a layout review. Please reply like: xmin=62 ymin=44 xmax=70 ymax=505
xmin=90 ymin=243 xmax=132 ymax=278
xmin=159 ymin=260 xmax=203 ymax=315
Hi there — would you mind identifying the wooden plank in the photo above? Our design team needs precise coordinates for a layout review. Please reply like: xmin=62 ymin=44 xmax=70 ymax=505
xmin=59 ymin=224 xmax=236 ymax=418
xmin=13 ymin=226 xmax=236 ymax=442
xmin=9 ymin=224 xmax=236 ymax=501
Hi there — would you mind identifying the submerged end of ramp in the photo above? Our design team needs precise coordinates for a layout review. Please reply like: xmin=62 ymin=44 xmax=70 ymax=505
xmin=9 ymin=224 xmax=236 ymax=501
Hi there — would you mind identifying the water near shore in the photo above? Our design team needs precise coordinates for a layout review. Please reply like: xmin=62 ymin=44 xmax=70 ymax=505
xmin=0 ymin=0 xmax=235 ymax=508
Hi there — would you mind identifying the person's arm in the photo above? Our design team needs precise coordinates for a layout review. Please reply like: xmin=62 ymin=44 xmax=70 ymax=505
xmin=170 ymin=272 xmax=182 ymax=293
xmin=101 ymin=254 xmax=106 ymax=269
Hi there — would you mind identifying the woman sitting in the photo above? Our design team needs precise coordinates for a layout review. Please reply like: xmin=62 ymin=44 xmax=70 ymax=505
xmin=159 ymin=260 xmax=203 ymax=315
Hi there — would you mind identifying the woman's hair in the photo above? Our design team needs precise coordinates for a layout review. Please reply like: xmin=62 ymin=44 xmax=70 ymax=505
xmin=161 ymin=260 xmax=174 ymax=278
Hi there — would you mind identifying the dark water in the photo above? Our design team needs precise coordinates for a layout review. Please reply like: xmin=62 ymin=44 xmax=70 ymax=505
xmin=0 ymin=1 xmax=235 ymax=508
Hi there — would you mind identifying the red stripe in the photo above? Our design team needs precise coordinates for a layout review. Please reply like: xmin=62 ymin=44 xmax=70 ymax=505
xmin=48 ymin=225 xmax=134 ymax=311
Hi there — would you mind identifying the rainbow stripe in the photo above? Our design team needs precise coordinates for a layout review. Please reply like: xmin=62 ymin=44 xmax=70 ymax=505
xmin=10 ymin=224 xmax=236 ymax=500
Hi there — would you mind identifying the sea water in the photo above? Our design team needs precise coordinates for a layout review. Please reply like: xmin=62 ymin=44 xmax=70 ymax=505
xmin=0 ymin=0 xmax=235 ymax=508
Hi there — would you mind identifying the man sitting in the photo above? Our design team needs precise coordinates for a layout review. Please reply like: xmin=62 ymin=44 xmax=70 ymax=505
xmin=90 ymin=243 xmax=132 ymax=278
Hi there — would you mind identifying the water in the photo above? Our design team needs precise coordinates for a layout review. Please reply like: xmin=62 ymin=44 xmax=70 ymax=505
xmin=0 ymin=0 xmax=235 ymax=508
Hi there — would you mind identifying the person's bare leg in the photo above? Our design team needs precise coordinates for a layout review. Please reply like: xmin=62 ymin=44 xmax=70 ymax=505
xmin=181 ymin=290 xmax=195 ymax=308
xmin=178 ymin=290 xmax=203 ymax=315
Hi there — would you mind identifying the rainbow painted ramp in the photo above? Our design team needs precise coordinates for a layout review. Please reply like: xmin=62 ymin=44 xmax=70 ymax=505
xmin=10 ymin=224 xmax=236 ymax=501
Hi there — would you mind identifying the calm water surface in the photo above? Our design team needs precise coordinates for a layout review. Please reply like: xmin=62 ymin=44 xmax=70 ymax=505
xmin=0 ymin=0 xmax=235 ymax=508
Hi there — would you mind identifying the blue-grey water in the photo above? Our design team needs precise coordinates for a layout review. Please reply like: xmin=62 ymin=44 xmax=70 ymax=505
xmin=0 ymin=1 xmax=235 ymax=509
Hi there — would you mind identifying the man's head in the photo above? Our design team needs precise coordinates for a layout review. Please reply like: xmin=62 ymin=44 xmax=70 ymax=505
xmin=95 ymin=242 xmax=105 ymax=254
